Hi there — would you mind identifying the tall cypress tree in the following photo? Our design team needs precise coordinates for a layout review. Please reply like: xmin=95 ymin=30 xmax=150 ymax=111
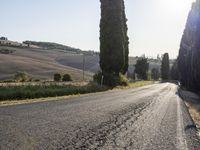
xmin=161 ymin=53 xmax=170 ymax=80
xmin=100 ymin=0 xmax=129 ymax=77
xmin=178 ymin=0 xmax=200 ymax=91
xmin=121 ymin=1 xmax=129 ymax=74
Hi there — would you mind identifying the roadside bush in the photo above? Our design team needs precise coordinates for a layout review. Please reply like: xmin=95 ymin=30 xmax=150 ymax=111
xmin=0 ymin=84 xmax=108 ymax=101
xmin=93 ymin=71 xmax=128 ymax=87
xmin=93 ymin=71 xmax=103 ymax=84
xmin=14 ymin=72 xmax=28 ymax=82
xmin=54 ymin=73 xmax=62 ymax=82
xmin=62 ymin=74 xmax=72 ymax=82
xmin=0 ymin=48 xmax=15 ymax=54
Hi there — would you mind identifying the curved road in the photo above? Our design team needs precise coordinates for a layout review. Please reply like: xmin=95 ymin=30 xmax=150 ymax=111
xmin=0 ymin=83 xmax=200 ymax=150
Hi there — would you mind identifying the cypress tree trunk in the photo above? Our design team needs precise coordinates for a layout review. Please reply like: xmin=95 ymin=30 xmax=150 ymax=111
xmin=99 ymin=0 xmax=128 ymax=76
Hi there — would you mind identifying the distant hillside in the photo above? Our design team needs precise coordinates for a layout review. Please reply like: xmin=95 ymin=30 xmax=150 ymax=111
xmin=0 ymin=46 xmax=93 ymax=81
xmin=23 ymin=41 xmax=82 ymax=53
xmin=0 ymin=45 xmax=162 ymax=81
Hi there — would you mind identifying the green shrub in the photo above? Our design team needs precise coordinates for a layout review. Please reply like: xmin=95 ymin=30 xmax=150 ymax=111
xmin=93 ymin=71 xmax=103 ymax=84
xmin=54 ymin=73 xmax=62 ymax=81
xmin=93 ymin=71 xmax=128 ymax=87
xmin=14 ymin=72 xmax=28 ymax=82
xmin=62 ymin=74 xmax=72 ymax=82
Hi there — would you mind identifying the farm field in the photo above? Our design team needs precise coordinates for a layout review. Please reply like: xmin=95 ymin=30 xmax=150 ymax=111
xmin=0 ymin=46 xmax=161 ymax=81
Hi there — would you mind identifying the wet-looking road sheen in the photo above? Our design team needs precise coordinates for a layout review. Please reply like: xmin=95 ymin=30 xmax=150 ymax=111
xmin=0 ymin=83 xmax=200 ymax=150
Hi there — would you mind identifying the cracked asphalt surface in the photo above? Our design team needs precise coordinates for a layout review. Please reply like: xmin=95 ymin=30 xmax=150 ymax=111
xmin=0 ymin=83 xmax=200 ymax=150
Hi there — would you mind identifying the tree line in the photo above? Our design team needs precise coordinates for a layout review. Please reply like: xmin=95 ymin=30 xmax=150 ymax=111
xmin=133 ymin=53 xmax=177 ymax=81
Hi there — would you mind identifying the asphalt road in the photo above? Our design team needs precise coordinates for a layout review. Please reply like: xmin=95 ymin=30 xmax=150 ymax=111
xmin=0 ymin=83 xmax=200 ymax=150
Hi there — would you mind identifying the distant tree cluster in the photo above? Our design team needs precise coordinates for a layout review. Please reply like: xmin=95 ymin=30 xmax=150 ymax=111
xmin=135 ymin=57 xmax=149 ymax=80
xmin=23 ymin=41 xmax=82 ymax=53
xmin=99 ymin=0 xmax=129 ymax=86
xmin=178 ymin=1 xmax=200 ymax=91
xmin=0 ymin=37 xmax=8 ymax=40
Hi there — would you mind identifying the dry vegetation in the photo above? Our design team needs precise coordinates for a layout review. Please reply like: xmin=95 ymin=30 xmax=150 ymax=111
xmin=180 ymin=90 xmax=200 ymax=137
xmin=186 ymin=103 xmax=200 ymax=137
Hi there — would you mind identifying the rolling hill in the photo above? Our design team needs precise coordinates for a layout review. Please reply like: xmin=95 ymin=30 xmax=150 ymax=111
xmin=0 ymin=46 xmax=93 ymax=81
xmin=0 ymin=45 xmax=161 ymax=81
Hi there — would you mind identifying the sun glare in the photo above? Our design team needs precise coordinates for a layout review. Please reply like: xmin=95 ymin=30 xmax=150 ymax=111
xmin=162 ymin=0 xmax=195 ymax=13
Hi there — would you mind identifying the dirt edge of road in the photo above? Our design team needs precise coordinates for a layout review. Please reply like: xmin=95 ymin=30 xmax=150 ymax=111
xmin=178 ymin=88 xmax=200 ymax=137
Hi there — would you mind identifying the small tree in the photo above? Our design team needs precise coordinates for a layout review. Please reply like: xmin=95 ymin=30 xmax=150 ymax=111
xmin=54 ymin=73 xmax=62 ymax=82
xmin=62 ymin=74 xmax=72 ymax=82
xmin=15 ymin=72 xmax=28 ymax=82
xmin=135 ymin=57 xmax=149 ymax=80
xmin=161 ymin=53 xmax=170 ymax=80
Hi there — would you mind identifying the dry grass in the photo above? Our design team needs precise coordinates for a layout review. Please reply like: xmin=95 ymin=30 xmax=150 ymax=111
xmin=186 ymin=103 xmax=200 ymax=137
xmin=180 ymin=90 xmax=200 ymax=137
xmin=0 ymin=95 xmax=80 ymax=106
xmin=114 ymin=81 xmax=154 ymax=89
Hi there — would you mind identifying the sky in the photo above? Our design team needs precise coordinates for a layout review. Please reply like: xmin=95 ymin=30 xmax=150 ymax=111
xmin=0 ymin=0 xmax=196 ymax=58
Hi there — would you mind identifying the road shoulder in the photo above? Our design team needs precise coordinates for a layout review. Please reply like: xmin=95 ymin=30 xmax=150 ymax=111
xmin=178 ymin=88 xmax=200 ymax=138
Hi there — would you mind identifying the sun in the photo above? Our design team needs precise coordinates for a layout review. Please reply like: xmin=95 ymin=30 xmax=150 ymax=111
xmin=162 ymin=0 xmax=196 ymax=13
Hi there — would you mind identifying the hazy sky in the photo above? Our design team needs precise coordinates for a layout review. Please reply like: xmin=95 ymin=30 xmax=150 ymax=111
xmin=0 ymin=0 xmax=195 ymax=58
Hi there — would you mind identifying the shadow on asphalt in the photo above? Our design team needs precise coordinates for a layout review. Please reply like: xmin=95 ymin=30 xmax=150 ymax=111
xmin=185 ymin=124 xmax=197 ymax=131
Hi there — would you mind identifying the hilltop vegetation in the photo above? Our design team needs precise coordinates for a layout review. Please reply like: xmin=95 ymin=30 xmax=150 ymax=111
xmin=23 ymin=41 xmax=82 ymax=53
